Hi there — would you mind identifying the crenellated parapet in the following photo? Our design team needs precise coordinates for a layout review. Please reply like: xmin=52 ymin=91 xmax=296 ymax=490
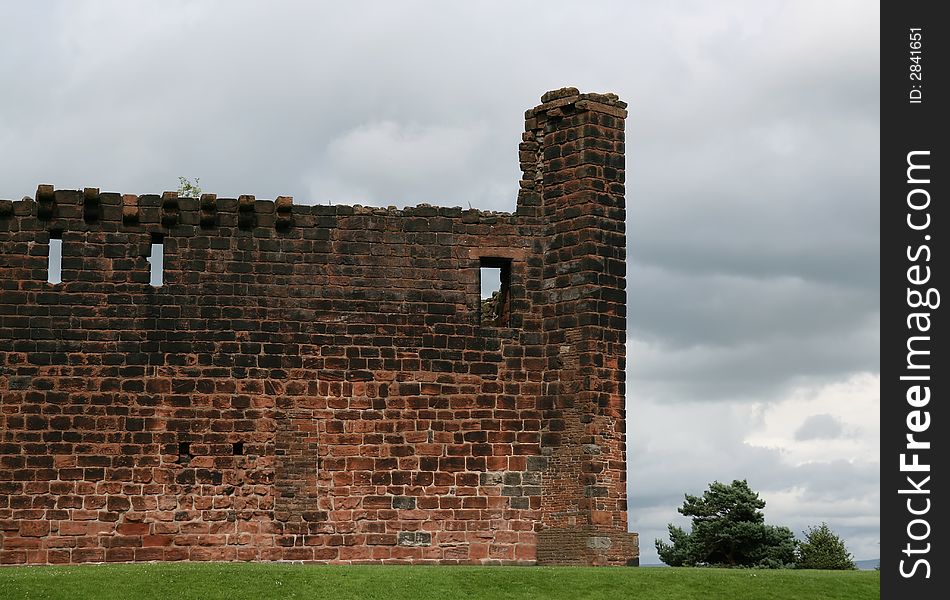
xmin=0 ymin=187 xmax=523 ymax=233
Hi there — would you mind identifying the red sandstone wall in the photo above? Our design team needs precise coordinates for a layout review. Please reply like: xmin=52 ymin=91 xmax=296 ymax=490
xmin=0 ymin=89 xmax=636 ymax=566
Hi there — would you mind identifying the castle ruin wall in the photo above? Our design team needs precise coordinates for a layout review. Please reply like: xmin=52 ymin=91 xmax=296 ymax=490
xmin=0 ymin=88 xmax=636 ymax=566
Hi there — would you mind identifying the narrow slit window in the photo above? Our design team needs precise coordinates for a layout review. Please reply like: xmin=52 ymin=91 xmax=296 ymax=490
xmin=148 ymin=234 xmax=164 ymax=287
xmin=479 ymin=257 xmax=511 ymax=326
xmin=47 ymin=233 xmax=62 ymax=285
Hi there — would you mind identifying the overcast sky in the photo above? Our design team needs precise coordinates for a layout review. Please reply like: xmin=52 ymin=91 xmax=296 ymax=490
xmin=1 ymin=1 xmax=880 ymax=564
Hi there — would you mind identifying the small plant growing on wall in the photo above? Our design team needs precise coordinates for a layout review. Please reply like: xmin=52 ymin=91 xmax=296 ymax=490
xmin=177 ymin=176 xmax=202 ymax=198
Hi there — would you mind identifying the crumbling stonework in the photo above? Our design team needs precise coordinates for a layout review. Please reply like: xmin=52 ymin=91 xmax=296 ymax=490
xmin=0 ymin=89 xmax=636 ymax=566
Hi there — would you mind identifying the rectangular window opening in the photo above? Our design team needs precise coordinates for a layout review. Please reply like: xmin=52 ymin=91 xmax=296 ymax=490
xmin=177 ymin=441 xmax=192 ymax=465
xmin=148 ymin=234 xmax=164 ymax=287
xmin=47 ymin=233 xmax=63 ymax=285
xmin=479 ymin=257 xmax=511 ymax=327
xmin=232 ymin=441 xmax=244 ymax=456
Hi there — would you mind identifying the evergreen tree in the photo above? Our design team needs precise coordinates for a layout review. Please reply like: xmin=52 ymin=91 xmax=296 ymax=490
xmin=656 ymin=479 xmax=797 ymax=568
xmin=796 ymin=523 xmax=856 ymax=570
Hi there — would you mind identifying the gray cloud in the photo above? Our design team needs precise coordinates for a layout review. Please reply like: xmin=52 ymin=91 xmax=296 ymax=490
xmin=628 ymin=315 xmax=878 ymax=403
xmin=795 ymin=414 xmax=845 ymax=441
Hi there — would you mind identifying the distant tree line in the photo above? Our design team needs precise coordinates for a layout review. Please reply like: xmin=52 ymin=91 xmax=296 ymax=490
xmin=656 ymin=479 xmax=856 ymax=569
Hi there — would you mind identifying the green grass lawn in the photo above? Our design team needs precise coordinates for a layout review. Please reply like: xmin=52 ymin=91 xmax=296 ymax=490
xmin=0 ymin=563 xmax=879 ymax=600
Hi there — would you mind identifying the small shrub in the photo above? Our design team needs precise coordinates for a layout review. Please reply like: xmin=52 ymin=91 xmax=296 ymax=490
xmin=796 ymin=523 xmax=856 ymax=570
xmin=177 ymin=176 xmax=202 ymax=198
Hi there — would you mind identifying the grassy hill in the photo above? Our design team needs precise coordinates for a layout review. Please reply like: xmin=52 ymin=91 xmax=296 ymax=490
xmin=0 ymin=563 xmax=879 ymax=600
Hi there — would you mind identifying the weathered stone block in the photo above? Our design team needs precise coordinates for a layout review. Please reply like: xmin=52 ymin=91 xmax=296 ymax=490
xmin=397 ymin=532 xmax=432 ymax=547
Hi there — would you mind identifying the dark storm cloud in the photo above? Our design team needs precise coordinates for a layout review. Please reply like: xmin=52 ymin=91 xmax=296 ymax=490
xmin=628 ymin=319 xmax=878 ymax=402
xmin=629 ymin=265 xmax=878 ymax=348
xmin=1 ymin=0 xmax=879 ymax=565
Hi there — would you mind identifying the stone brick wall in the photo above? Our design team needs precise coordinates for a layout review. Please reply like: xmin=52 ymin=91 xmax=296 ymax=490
xmin=0 ymin=88 xmax=638 ymax=566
